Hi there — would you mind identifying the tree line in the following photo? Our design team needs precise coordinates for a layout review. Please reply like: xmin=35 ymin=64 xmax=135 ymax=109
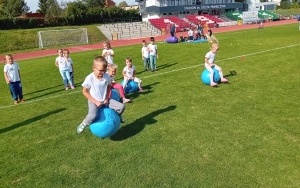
xmin=0 ymin=0 xmax=140 ymax=30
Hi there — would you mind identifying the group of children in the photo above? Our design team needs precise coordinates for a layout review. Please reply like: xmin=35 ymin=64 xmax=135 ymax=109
xmin=77 ymin=38 xmax=227 ymax=133
xmin=3 ymin=34 xmax=227 ymax=135
xmin=141 ymin=37 xmax=158 ymax=72
xmin=77 ymin=37 xmax=158 ymax=133
xmin=180 ymin=26 xmax=212 ymax=42
xmin=55 ymin=48 xmax=75 ymax=90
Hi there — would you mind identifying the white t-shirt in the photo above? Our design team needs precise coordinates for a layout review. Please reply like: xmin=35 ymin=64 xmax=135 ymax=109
xmin=148 ymin=44 xmax=157 ymax=56
xmin=56 ymin=56 xmax=68 ymax=71
xmin=142 ymin=46 xmax=149 ymax=58
xmin=81 ymin=72 xmax=111 ymax=102
xmin=205 ymin=51 xmax=216 ymax=65
xmin=123 ymin=65 xmax=135 ymax=78
xmin=66 ymin=57 xmax=73 ymax=72
xmin=102 ymin=49 xmax=114 ymax=65
xmin=188 ymin=30 xmax=193 ymax=37
xmin=4 ymin=63 xmax=20 ymax=82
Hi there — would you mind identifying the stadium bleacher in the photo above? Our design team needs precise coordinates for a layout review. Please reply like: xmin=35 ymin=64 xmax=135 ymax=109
xmin=149 ymin=15 xmax=225 ymax=31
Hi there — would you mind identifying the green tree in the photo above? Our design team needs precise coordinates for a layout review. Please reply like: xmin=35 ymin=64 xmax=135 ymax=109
xmin=279 ymin=0 xmax=290 ymax=8
xmin=118 ymin=1 xmax=128 ymax=7
xmin=65 ymin=1 xmax=88 ymax=17
xmin=83 ymin=0 xmax=105 ymax=8
xmin=45 ymin=0 xmax=63 ymax=18
xmin=38 ymin=0 xmax=48 ymax=14
xmin=0 ymin=0 xmax=29 ymax=18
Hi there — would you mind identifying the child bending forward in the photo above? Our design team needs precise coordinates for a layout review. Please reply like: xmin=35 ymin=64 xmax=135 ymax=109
xmin=77 ymin=56 xmax=125 ymax=134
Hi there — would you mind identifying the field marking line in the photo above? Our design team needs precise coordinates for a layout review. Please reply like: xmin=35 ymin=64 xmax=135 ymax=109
xmin=0 ymin=43 xmax=299 ymax=109
xmin=142 ymin=43 xmax=300 ymax=79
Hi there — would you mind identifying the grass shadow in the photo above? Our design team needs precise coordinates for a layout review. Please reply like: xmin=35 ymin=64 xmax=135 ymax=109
xmin=0 ymin=108 xmax=67 ymax=134
xmin=25 ymin=88 xmax=71 ymax=101
xmin=110 ymin=105 xmax=176 ymax=141
xmin=126 ymin=82 xmax=160 ymax=100
xmin=136 ymin=63 xmax=178 ymax=74
xmin=156 ymin=62 xmax=178 ymax=71
xmin=24 ymin=84 xmax=64 ymax=96
xmin=224 ymin=70 xmax=237 ymax=78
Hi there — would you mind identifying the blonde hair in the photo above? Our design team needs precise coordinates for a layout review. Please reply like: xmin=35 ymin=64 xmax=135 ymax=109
xmin=211 ymin=43 xmax=219 ymax=49
xmin=93 ymin=56 xmax=107 ymax=67
xmin=109 ymin=63 xmax=118 ymax=70
xmin=206 ymin=34 xmax=219 ymax=46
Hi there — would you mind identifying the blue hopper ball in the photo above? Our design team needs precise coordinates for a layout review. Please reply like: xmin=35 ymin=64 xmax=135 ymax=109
xmin=201 ymin=68 xmax=221 ymax=85
xmin=121 ymin=80 xmax=139 ymax=94
xmin=90 ymin=107 xmax=121 ymax=139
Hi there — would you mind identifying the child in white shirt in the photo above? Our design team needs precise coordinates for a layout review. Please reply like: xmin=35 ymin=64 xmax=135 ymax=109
xmin=102 ymin=40 xmax=114 ymax=66
xmin=204 ymin=43 xmax=228 ymax=87
xmin=107 ymin=64 xmax=131 ymax=103
xmin=147 ymin=37 xmax=158 ymax=72
xmin=63 ymin=49 xmax=75 ymax=88
xmin=3 ymin=54 xmax=25 ymax=105
xmin=122 ymin=57 xmax=143 ymax=92
xmin=141 ymin=40 xmax=150 ymax=71
xmin=77 ymin=56 xmax=125 ymax=134
xmin=55 ymin=49 xmax=74 ymax=90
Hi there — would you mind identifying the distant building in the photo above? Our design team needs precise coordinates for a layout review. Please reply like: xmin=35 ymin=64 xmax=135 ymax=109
xmin=136 ymin=0 xmax=245 ymax=22
xmin=19 ymin=12 xmax=44 ymax=19
xmin=246 ymin=0 xmax=276 ymax=11
xmin=105 ymin=0 xmax=116 ymax=7
xmin=123 ymin=5 xmax=139 ymax=10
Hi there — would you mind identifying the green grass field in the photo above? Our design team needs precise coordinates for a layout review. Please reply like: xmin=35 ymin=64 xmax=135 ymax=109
xmin=1 ymin=24 xmax=300 ymax=187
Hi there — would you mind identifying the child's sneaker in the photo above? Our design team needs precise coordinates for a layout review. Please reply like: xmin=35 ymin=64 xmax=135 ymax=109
xmin=65 ymin=87 xmax=69 ymax=90
xmin=123 ymin=98 xmax=131 ymax=103
xmin=71 ymin=86 xmax=75 ymax=89
xmin=139 ymin=88 xmax=144 ymax=92
xmin=77 ymin=123 xmax=87 ymax=133
xmin=210 ymin=82 xmax=218 ymax=87
xmin=221 ymin=78 xmax=228 ymax=83
xmin=14 ymin=101 xmax=19 ymax=105
xmin=20 ymin=99 xmax=25 ymax=103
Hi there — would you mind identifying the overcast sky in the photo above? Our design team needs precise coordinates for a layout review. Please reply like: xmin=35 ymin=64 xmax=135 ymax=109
xmin=25 ymin=0 xmax=136 ymax=12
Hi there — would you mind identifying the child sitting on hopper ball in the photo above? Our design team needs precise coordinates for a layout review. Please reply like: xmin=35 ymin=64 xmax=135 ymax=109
xmin=122 ymin=57 xmax=144 ymax=92
xmin=204 ymin=43 xmax=228 ymax=87
xmin=77 ymin=56 xmax=125 ymax=134
xmin=107 ymin=64 xmax=131 ymax=103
